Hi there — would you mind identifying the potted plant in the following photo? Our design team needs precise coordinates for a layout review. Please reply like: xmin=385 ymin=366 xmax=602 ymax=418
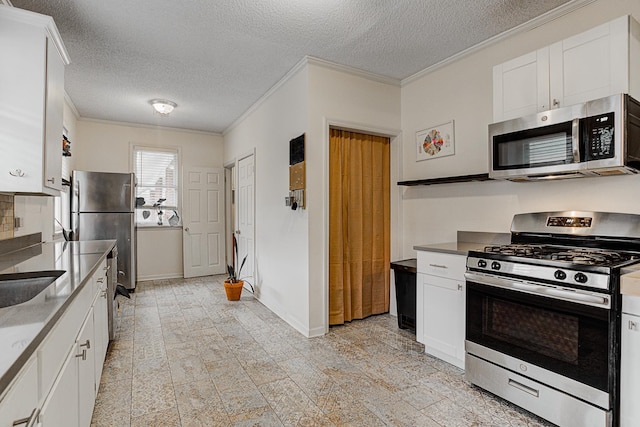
xmin=224 ymin=235 xmax=253 ymax=301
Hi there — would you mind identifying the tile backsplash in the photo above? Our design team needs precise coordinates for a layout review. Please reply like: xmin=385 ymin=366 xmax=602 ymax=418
xmin=0 ymin=194 xmax=14 ymax=240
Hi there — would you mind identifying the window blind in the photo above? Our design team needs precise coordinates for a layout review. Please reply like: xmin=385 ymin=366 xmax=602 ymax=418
xmin=133 ymin=147 xmax=179 ymax=226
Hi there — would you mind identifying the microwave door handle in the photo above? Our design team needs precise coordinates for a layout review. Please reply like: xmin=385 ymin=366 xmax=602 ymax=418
xmin=571 ymin=118 xmax=580 ymax=162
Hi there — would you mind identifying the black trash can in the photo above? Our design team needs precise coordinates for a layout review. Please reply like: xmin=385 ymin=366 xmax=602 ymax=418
xmin=390 ymin=259 xmax=417 ymax=333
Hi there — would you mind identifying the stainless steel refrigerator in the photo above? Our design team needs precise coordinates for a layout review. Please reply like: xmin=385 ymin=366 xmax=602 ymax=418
xmin=71 ymin=171 xmax=136 ymax=290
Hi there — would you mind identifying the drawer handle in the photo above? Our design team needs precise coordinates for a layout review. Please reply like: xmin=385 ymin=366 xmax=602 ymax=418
xmin=13 ymin=408 xmax=40 ymax=427
xmin=9 ymin=169 xmax=25 ymax=178
xmin=508 ymin=378 xmax=539 ymax=397
xmin=429 ymin=264 xmax=448 ymax=269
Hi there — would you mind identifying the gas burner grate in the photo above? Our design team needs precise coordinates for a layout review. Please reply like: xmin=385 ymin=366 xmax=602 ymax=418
xmin=484 ymin=244 xmax=549 ymax=257
xmin=550 ymin=248 xmax=627 ymax=265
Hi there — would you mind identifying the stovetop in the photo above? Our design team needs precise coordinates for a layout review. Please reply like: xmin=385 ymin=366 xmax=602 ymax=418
xmin=482 ymin=244 xmax=639 ymax=268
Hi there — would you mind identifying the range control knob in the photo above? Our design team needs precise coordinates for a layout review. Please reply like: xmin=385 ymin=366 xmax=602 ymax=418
xmin=554 ymin=270 xmax=567 ymax=280
xmin=477 ymin=260 xmax=487 ymax=268
xmin=491 ymin=261 xmax=501 ymax=271
xmin=574 ymin=273 xmax=588 ymax=284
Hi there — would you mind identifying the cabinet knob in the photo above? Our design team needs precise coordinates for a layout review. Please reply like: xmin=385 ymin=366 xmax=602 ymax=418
xmin=9 ymin=169 xmax=25 ymax=177
xmin=47 ymin=177 xmax=55 ymax=184
xmin=629 ymin=320 xmax=638 ymax=331
xmin=75 ymin=349 xmax=87 ymax=361
xmin=552 ymin=98 xmax=560 ymax=107
xmin=458 ymin=284 xmax=463 ymax=291
xmin=80 ymin=339 xmax=91 ymax=349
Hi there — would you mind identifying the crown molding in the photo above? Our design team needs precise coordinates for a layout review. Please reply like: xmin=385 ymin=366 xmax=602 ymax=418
xmin=305 ymin=56 xmax=400 ymax=87
xmin=78 ymin=116 xmax=222 ymax=137
xmin=64 ymin=91 xmax=80 ymax=120
xmin=224 ymin=55 xmax=401 ymax=135
xmin=401 ymin=0 xmax=596 ymax=86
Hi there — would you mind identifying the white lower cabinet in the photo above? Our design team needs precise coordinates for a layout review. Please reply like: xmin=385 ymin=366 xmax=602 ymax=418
xmin=39 ymin=346 xmax=79 ymax=427
xmin=77 ymin=308 xmax=96 ymax=427
xmin=0 ymin=258 xmax=109 ymax=427
xmin=0 ymin=357 xmax=39 ymax=427
xmin=93 ymin=274 xmax=109 ymax=388
xmin=620 ymin=295 xmax=640 ymax=426
xmin=416 ymin=251 xmax=466 ymax=369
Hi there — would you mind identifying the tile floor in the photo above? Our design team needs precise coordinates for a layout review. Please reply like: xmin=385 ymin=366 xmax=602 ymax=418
xmin=91 ymin=275 xmax=552 ymax=426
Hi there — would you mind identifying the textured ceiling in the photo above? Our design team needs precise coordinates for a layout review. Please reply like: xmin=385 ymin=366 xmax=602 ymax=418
xmin=10 ymin=0 xmax=580 ymax=133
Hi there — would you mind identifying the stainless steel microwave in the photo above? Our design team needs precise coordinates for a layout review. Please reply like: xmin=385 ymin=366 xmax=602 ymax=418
xmin=489 ymin=93 xmax=640 ymax=181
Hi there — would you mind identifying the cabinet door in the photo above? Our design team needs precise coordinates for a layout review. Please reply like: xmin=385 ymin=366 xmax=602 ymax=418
xmin=420 ymin=275 xmax=465 ymax=369
xmin=77 ymin=308 xmax=96 ymax=427
xmin=493 ymin=48 xmax=549 ymax=122
xmin=0 ymin=357 xmax=38 ymax=427
xmin=549 ymin=16 xmax=628 ymax=109
xmin=93 ymin=272 xmax=109 ymax=387
xmin=0 ymin=15 xmax=46 ymax=193
xmin=39 ymin=346 xmax=79 ymax=427
xmin=43 ymin=36 xmax=64 ymax=192
xmin=620 ymin=313 xmax=640 ymax=426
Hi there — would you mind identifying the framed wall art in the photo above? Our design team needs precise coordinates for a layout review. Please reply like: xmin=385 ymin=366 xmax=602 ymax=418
xmin=416 ymin=120 xmax=455 ymax=161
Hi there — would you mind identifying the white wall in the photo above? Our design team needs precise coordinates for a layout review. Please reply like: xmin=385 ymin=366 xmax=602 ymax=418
xmin=224 ymin=64 xmax=310 ymax=334
xmin=306 ymin=63 xmax=401 ymax=335
xmin=400 ymin=0 xmax=640 ymax=258
xmin=224 ymin=59 xmax=402 ymax=337
xmin=75 ymin=119 xmax=224 ymax=281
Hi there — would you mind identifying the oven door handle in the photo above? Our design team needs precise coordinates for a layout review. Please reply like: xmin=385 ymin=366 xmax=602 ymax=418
xmin=465 ymin=272 xmax=610 ymax=308
xmin=540 ymin=287 xmax=607 ymax=305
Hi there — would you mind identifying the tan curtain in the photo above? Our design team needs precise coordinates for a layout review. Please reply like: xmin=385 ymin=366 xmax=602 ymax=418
xmin=329 ymin=128 xmax=390 ymax=325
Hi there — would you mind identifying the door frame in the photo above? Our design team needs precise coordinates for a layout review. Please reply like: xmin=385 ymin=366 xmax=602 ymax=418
xmin=225 ymin=149 xmax=256 ymax=286
xmin=322 ymin=119 xmax=402 ymax=334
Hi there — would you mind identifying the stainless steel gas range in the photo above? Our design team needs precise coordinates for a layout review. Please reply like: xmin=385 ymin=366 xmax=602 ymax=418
xmin=465 ymin=211 xmax=640 ymax=427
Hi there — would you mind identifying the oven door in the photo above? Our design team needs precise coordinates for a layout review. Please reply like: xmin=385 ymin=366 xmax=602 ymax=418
xmin=465 ymin=273 xmax=615 ymax=401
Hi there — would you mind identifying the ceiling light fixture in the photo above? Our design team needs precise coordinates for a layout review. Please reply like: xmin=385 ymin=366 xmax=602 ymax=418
xmin=149 ymin=99 xmax=177 ymax=115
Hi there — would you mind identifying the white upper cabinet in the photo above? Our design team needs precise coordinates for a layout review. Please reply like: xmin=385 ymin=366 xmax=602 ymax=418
xmin=493 ymin=48 xmax=550 ymax=121
xmin=0 ymin=6 xmax=69 ymax=195
xmin=493 ymin=15 xmax=640 ymax=122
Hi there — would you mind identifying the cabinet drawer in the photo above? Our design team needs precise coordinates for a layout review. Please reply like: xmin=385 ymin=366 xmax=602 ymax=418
xmin=623 ymin=295 xmax=640 ymax=316
xmin=417 ymin=251 xmax=466 ymax=279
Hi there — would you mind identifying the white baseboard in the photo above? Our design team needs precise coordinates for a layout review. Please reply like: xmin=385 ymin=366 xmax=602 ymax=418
xmin=136 ymin=273 xmax=183 ymax=282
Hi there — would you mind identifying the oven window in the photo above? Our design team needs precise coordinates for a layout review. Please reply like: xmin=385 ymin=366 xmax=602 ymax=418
xmin=484 ymin=299 xmax=579 ymax=364
xmin=467 ymin=283 xmax=611 ymax=392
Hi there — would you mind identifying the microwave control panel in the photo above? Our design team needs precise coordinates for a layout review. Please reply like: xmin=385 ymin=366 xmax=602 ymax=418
xmin=586 ymin=112 xmax=615 ymax=159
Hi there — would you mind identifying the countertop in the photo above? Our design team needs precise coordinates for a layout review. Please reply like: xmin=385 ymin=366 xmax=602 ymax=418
xmin=621 ymin=263 xmax=640 ymax=296
xmin=0 ymin=239 xmax=116 ymax=398
xmin=413 ymin=231 xmax=511 ymax=255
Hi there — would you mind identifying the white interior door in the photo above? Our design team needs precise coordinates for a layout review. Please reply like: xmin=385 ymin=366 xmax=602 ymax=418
xmin=236 ymin=155 xmax=255 ymax=283
xmin=183 ymin=167 xmax=226 ymax=278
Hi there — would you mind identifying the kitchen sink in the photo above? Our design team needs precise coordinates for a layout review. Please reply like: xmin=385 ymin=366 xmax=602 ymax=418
xmin=0 ymin=271 xmax=64 ymax=309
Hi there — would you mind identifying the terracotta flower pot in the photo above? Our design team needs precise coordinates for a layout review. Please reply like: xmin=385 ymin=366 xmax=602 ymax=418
xmin=224 ymin=280 xmax=244 ymax=301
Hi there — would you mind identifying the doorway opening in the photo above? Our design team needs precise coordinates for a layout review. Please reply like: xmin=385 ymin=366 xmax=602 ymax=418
xmin=328 ymin=128 xmax=391 ymax=326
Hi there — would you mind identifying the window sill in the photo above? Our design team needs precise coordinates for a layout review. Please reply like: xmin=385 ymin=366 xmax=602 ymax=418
xmin=136 ymin=225 xmax=183 ymax=231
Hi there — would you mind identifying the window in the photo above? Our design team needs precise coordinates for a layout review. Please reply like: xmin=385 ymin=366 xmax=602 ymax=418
xmin=133 ymin=146 xmax=180 ymax=227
